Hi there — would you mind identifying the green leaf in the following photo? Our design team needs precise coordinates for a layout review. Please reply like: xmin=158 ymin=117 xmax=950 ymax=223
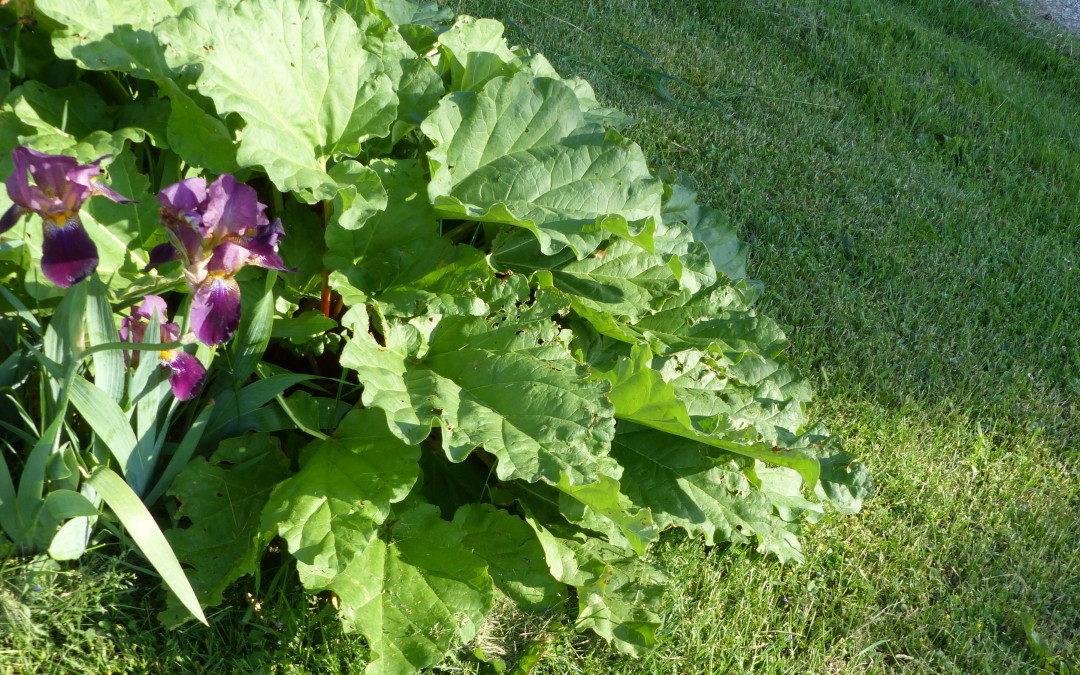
xmin=48 ymin=511 xmax=96 ymax=561
xmin=230 ymin=271 xmax=276 ymax=383
xmin=596 ymin=344 xmax=822 ymax=488
xmin=325 ymin=158 xmax=483 ymax=313
xmin=589 ymin=281 xmax=787 ymax=361
xmin=611 ymin=424 xmax=807 ymax=561
xmin=452 ymin=503 xmax=567 ymax=613
xmin=435 ymin=16 xmax=522 ymax=91
xmin=662 ymin=181 xmax=747 ymax=281
xmin=84 ymin=151 xmax=162 ymax=263
xmin=34 ymin=0 xmax=184 ymax=78
xmin=159 ymin=0 xmax=398 ymax=201
xmin=42 ymin=280 xmax=86 ymax=402
xmin=5 ymin=81 xmax=111 ymax=139
xmin=162 ymin=434 xmax=291 ymax=620
xmin=492 ymin=230 xmax=680 ymax=321
xmin=270 ymin=312 xmax=338 ymax=341
xmin=85 ymin=276 xmax=124 ymax=403
xmin=422 ymin=73 xmax=662 ymax=257
xmin=143 ymin=402 xmax=215 ymax=507
xmin=554 ymin=473 xmax=658 ymax=556
xmin=341 ymin=290 xmax=617 ymax=486
xmin=329 ymin=161 xmax=389 ymax=232
xmin=262 ymin=409 xmax=420 ymax=590
xmin=365 ymin=0 xmax=453 ymax=30
xmin=203 ymin=374 xmax=314 ymax=444
xmin=86 ymin=466 xmax=207 ymax=625
xmin=129 ymin=313 xmax=169 ymax=469
xmin=527 ymin=518 xmax=665 ymax=656
xmin=68 ymin=375 xmax=143 ymax=487
xmin=164 ymin=89 xmax=240 ymax=174
xmin=328 ymin=503 xmax=493 ymax=675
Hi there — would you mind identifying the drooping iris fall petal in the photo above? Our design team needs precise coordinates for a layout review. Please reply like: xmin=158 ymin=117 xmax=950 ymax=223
xmin=145 ymin=242 xmax=181 ymax=271
xmin=160 ymin=350 xmax=206 ymax=401
xmin=190 ymin=273 xmax=242 ymax=346
xmin=40 ymin=215 xmax=99 ymax=288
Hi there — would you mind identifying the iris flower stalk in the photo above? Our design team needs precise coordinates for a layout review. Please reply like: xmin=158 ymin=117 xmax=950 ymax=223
xmin=149 ymin=175 xmax=290 ymax=345
xmin=1 ymin=146 xmax=134 ymax=287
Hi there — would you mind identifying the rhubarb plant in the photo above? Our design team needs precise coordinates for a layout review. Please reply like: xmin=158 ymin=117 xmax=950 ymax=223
xmin=0 ymin=0 xmax=871 ymax=672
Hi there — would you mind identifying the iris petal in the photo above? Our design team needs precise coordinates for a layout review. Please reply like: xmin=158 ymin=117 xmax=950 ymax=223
xmin=207 ymin=240 xmax=251 ymax=277
xmin=1 ymin=204 xmax=25 ymax=235
xmin=89 ymin=181 xmax=136 ymax=205
xmin=158 ymin=177 xmax=207 ymax=220
xmin=244 ymin=218 xmax=292 ymax=271
xmin=191 ymin=273 xmax=242 ymax=345
xmin=202 ymin=175 xmax=261 ymax=239
xmin=146 ymin=242 xmax=181 ymax=271
xmin=41 ymin=215 xmax=98 ymax=287
xmin=161 ymin=351 xmax=207 ymax=401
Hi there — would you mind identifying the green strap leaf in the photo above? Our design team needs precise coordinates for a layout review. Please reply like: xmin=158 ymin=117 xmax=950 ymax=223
xmin=68 ymin=376 xmax=143 ymax=485
xmin=203 ymin=374 xmax=315 ymax=444
xmin=142 ymin=402 xmax=215 ymax=507
xmin=85 ymin=276 xmax=124 ymax=403
xmin=86 ymin=466 xmax=207 ymax=626
xmin=230 ymin=271 xmax=276 ymax=383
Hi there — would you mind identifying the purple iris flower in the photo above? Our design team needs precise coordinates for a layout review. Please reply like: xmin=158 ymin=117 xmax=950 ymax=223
xmin=149 ymin=175 xmax=289 ymax=345
xmin=1 ymin=147 xmax=134 ymax=287
xmin=119 ymin=295 xmax=207 ymax=401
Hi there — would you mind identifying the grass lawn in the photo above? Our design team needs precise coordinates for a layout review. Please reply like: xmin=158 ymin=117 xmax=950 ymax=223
xmin=3 ymin=0 xmax=1078 ymax=673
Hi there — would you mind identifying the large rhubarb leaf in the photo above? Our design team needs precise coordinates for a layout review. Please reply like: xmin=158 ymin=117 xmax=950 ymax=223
xmin=34 ymin=0 xmax=184 ymax=77
xmin=610 ymin=424 xmax=806 ymax=562
xmin=662 ymin=181 xmax=747 ymax=281
xmin=330 ymin=503 xmax=493 ymax=675
xmin=596 ymin=344 xmax=822 ymax=487
xmin=261 ymin=410 xmax=421 ymax=590
xmin=491 ymin=230 xmax=681 ymax=321
xmin=162 ymin=434 xmax=291 ymax=619
xmin=422 ymin=72 xmax=662 ymax=257
xmin=158 ymin=0 xmax=397 ymax=200
xmin=452 ymin=503 xmax=566 ymax=613
xmin=527 ymin=518 xmax=666 ymax=656
xmin=341 ymin=289 xmax=616 ymax=486
xmin=325 ymin=158 xmax=489 ymax=318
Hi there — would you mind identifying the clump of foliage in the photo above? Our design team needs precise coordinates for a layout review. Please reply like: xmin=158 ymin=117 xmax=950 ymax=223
xmin=0 ymin=0 xmax=870 ymax=671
